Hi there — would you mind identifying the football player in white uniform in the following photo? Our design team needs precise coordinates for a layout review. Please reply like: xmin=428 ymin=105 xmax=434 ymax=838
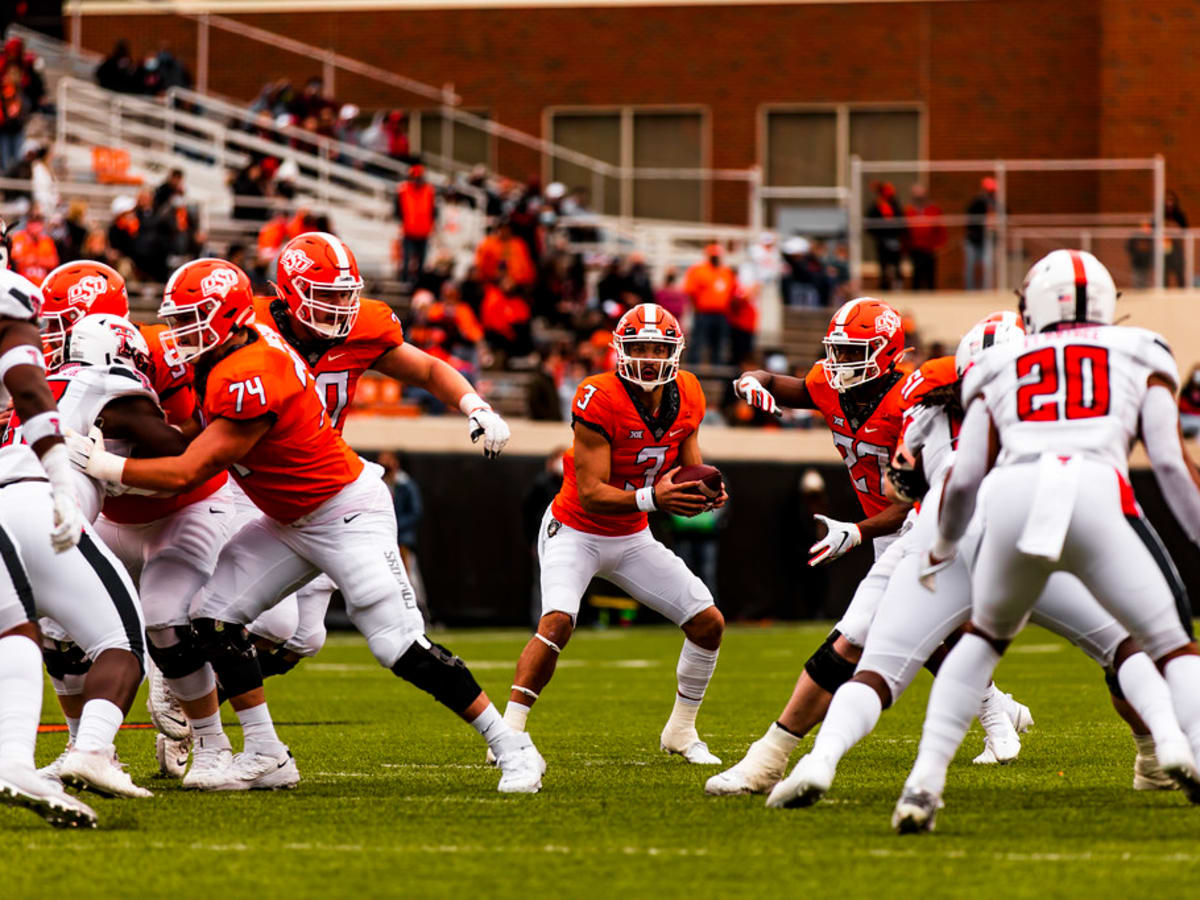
xmin=0 ymin=269 xmax=96 ymax=828
xmin=894 ymin=249 xmax=1200 ymax=833
xmin=766 ymin=311 xmax=1194 ymax=807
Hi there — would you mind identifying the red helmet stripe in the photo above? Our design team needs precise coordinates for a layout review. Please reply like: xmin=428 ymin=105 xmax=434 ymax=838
xmin=1068 ymin=249 xmax=1088 ymax=322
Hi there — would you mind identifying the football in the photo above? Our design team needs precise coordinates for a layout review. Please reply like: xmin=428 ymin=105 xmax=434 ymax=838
xmin=673 ymin=463 xmax=724 ymax=499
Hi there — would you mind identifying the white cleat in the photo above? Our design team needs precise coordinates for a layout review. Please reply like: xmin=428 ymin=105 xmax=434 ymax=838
xmin=892 ymin=786 xmax=942 ymax=834
xmin=182 ymin=735 xmax=245 ymax=791
xmin=37 ymin=742 xmax=73 ymax=786
xmin=1003 ymin=692 xmax=1034 ymax=734
xmin=0 ymin=760 xmax=97 ymax=829
xmin=1155 ymin=740 xmax=1200 ymax=804
xmin=147 ymin=662 xmax=191 ymax=741
xmin=496 ymin=732 xmax=545 ymax=794
xmin=1133 ymin=748 xmax=1180 ymax=791
xmin=59 ymin=746 xmax=153 ymax=799
xmin=974 ymin=689 xmax=1021 ymax=764
xmin=765 ymin=753 xmax=835 ymax=809
xmin=705 ymin=737 xmax=788 ymax=795
xmin=660 ymin=726 xmax=722 ymax=765
xmin=156 ymin=733 xmax=190 ymax=779
xmin=232 ymin=747 xmax=300 ymax=790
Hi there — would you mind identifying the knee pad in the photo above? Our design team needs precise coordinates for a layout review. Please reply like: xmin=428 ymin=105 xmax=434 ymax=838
xmin=804 ymin=629 xmax=858 ymax=694
xmin=285 ymin=624 xmax=327 ymax=659
xmin=390 ymin=639 xmax=483 ymax=714
xmin=41 ymin=638 xmax=91 ymax=681
xmin=191 ymin=618 xmax=263 ymax=699
xmin=1104 ymin=666 xmax=1125 ymax=701
xmin=257 ymin=645 xmax=301 ymax=679
xmin=147 ymin=626 xmax=208 ymax=680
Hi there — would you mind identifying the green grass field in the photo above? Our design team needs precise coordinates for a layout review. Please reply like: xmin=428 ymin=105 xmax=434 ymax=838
xmin=4 ymin=623 xmax=1199 ymax=899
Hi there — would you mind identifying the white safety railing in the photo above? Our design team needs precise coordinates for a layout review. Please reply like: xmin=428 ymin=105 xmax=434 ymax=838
xmin=848 ymin=155 xmax=1167 ymax=291
xmin=1007 ymin=225 xmax=1199 ymax=291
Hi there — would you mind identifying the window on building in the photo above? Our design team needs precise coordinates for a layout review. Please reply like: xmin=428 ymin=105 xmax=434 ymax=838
xmin=413 ymin=110 xmax=493 ymax=170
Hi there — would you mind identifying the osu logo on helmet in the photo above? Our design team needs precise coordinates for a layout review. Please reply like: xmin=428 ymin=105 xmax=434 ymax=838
xmin=612 ymin=303 xmax=685 ymax=389
xmin=159 ymin=259 xmax=255 ymax=367
xmin=280 ymin=247 xmax=315 ymax=275
xmin=274 ymin=232 xmax=363 ymax=340
xmin=822 ymin=297 xmax=907 ymax=392
xmin=40 ymin=261 xmax=130 ymax=371
xmin=200 ymin=267 xmax=240 ymax=300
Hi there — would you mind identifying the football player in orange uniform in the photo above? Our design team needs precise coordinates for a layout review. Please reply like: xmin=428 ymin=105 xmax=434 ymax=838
xmin=236 ymin=231 xmax=510 ymax=677
xmin=68 ymin=259 xmax=543 ymax=793
xmin=498 ymin=303 xmax=728 ymax=776
xmin=707 ymin=298 xmax=1027 ymax=795
xmin=39 ymin=261 xmax=237 ymax=782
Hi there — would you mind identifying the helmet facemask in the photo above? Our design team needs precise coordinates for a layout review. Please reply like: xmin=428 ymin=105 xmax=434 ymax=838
xmin=822 ymin=333 xmax=888 ymax=392
xmin=40 ymin=307 xmax=83 ymax=371
xmin=292 ymin=274 xmax=363 ymax=339
xmin=615 ymin=335 xmax=684 ymax=389
xmin=159 ymin=296 xmax=223 ymax=367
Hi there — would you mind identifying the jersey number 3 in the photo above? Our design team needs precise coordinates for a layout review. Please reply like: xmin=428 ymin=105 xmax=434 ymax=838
xmin=1016 ymin=345 xmax=1110 ymax=422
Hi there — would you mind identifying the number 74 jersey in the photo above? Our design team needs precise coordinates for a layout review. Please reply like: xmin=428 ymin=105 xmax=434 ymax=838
xmin=552 ymin=370 xmax=707 ymax=536
xmin=964 ymin=325 xmax=1178 ymax=475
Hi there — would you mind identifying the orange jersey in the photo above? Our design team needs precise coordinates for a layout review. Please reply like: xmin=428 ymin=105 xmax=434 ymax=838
xmin=896 ymin=355 xmax=958 ymax=410
xmin=101 ymin=323 xmax=228 ymax=526
xmin=552 ymin=370 xmax=707 ymax=537
xmin=196 ymin=321 xmax=364 ymax=523
xmin=254 ymin=296 xmax=406 ymax=431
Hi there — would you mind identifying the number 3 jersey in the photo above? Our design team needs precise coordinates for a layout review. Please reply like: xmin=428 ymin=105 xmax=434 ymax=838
xmin=553 ymin=370 xmax=707 ymax=536
xmin=196 ymin=320 xmax=364 ymax=523
xmin=253 ymin=295 xmax=406 ymax=432
xmin=963 ymin=325 xmax=1177 ymax=475
xmin=805 ymin=356 xmax=956 ymax=517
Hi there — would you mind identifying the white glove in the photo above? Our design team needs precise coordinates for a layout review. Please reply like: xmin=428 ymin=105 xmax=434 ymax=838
xmin=63 ymin=426 xmax=126 ymax=485
xmin=733 ymin=374 xmax=780 ymax=417
xmin=467 ymin=406 xmax=510 ymax=459
xmin=917 ymin=538 xmax=958 ymax=591
xmin=49 ymin=484 xmax=85 ymax=554
xmin=808 ymin=515 xmax=861 ymax=566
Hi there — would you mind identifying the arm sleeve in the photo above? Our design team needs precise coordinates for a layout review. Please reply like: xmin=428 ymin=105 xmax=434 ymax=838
xmin=936 ymin=399 xmax=993 ymax=547
xmin=1142 ymin=383 xmax=1200 ymax=545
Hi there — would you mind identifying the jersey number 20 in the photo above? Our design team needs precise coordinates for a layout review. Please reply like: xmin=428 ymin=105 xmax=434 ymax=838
xmin=1016 ymin=345 xmax=1110 ymax=422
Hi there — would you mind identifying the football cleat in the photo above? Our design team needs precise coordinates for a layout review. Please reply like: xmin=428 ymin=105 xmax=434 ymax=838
xmin=1156 ymin=740 xmax=1200 ymax=804
xmin=147 ymin=662 xmax=191 ymax=741
xmin=37 ymin=741 xmax=73 ymax=786
xmin=973 ymin=687 xmax=1021 ymax=764
xmin=233 ymin=747 xmax=299 ymax=790
xmin=705 ymin=736 xmax=789 ymax=796
xmin=496 ymin=732 xmax=545 ymax=794
xmin=765 ymin=753 xmax=835 ymax=809
xmin=59 ymin=746 xmax=152 ymax=799
xmin=156 ymin=733 xmax=191 ymax=779
xmin=182 ymin=735 xmax=245 ymax=791
xmin=1002 ymin=692 xmax=1034 ymax=734
xmin=892 ymin=786 xmax=942 ymax=835
xmin=0 ymin=760 xmax=97 ymax=829
xmin=660 ymin=724 xmax=722 ymax=765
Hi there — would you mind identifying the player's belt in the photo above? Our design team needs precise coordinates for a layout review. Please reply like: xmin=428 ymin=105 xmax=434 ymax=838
xmin=0 ymin=476 xmax=50 ymax=489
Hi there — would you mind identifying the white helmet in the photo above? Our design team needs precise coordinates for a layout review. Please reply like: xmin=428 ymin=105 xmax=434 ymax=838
xmin=67 ymin=314 xmax=151 ymax=372
xmin=955 ymin=310 xmax=1025 ymax=376
xmin=1019 ymin=249 xmax=1116 ymax=334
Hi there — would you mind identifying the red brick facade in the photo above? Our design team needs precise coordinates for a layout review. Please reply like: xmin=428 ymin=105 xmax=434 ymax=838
xmin=73 ymin=1 xmax=1191 ymax=226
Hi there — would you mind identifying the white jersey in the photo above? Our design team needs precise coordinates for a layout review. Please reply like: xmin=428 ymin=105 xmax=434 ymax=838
xmin=963 ymin=325 xmax=1177 ymax=475
xmin=0 ymin=362 xmax=156 ymax=521
xmin=902 ymin=400 xmax=959 ymax=489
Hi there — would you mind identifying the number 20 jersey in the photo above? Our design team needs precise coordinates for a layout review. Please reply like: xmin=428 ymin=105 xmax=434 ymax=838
xmin=552 ymin=370 xmax=707 ymax=536
xmin=964 ymin=325 xmax=1177 ymax=475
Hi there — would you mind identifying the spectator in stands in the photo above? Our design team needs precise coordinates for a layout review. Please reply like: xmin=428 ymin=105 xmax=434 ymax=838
xmin=139 ymin=43 xmax=192 ymax=96
xmin=54 ymin=200 xmax=90 ymax=262
xmin=1127 ymin=220 xmax=1154 ymax=289
xmin=1165 ymin=189 xmax=1189 ymax=287
xmin=153 ymin=168 xmax=186 ymax=212
xmin=0 ymin=61 xmax=30 ymax=173
xmin=683 ymin=243 xmax=738 ymax=365
xmin=866 ymin=181 xmax=904 ymax=291
xmin=728 ymin=282 xmax=758 ymax=366
xmin=107 ymin=194 xmax=141 ymax=270
xmin=95 ymin=39 xmax=139 ymax=94
xmin=28 ymin=142 xmax=57 ymax=216
xmin=380 ymin=110 xmax=411 ymax=163
xmin=654 ymin=268 xmax=687 ymax=321
xmin=467 ymin=164 xmax=504 ymax=220
xmin=624 ymin=253 xmax=655 ymax=305
xmin=596 ymin=257 xmax=626 ymax=307
xmin=781 ymin=236 xmax=816 ymax=307
xmin=475 ymin=220 xmax=535 ymax=287
xmin=481 ymin=272 xmax=533 ymax=362
xmin=904 ymin=183 xmax=947 ymax=290
xmin=289 ymin=77 xmax=332 ymax=122
xmin=1180 ymin=364 xmax=1200 ymax=438
xmin=9 ymin=211 xmax=58 ymax=283
xmin=430 ymin=281 xmax=489 ymax=370
xmin=965 ymin=176 xmax=997 ymax=290
xmin=231 ymin=160 xmax=270 ymax=221
xmin=396 ymin=164 xmax=437 ymax=285
xmin=527 ymin=351 xmax=563 ymax=421
xmin=78 ymin=227 xmax=127 ymax=277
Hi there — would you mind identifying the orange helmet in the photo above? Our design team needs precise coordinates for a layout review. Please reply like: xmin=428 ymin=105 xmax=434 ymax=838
xmin=613 ymin=303 xmax=684 ymax=389
xmin=275 ymin=231 xmax=363 ymax=339
xmin=39 ymin=261 xmax=130 ymax=370
xmin=822 ymin=297 xmax=906 ymax=392
xmin=158 ymin=259 xmax=255 ymax=367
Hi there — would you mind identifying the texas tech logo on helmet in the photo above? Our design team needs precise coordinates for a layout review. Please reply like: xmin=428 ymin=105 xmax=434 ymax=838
xmin=280 ymin=248 xmax=315 ymax=275
xmin=67 ymin=275 xmax=109 ymax=307
xmin=201 ymin=267 xmax=240 ymax=300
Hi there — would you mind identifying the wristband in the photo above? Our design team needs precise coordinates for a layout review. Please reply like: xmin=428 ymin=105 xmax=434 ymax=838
xmin=636 ymin=486 xmax=657 ymax=512
xmin=458 ymin=391 xmax=490 ymax=416
xmin=0 ymin=344 xmax=45 ymax=385
xmin=21 ymin=410 xmax=63 ymax=446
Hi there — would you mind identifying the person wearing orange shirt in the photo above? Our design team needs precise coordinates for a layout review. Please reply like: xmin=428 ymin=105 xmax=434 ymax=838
xmin=9 ymin=216 xmax=59 ymax=284
xmin=475 ymin=220 xmax=535 ymax=287
xmin=396 ymin=164 xmax=436 ymax=283
xmin=683 ymin=243 xmax=738 ymax=365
